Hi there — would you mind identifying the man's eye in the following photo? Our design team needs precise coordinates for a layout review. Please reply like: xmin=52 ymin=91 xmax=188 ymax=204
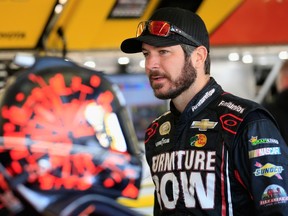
xmin=142 ymin=52 xmax=149 ymax=57
xmin=159 ymin=50 xmax=169 ymax=54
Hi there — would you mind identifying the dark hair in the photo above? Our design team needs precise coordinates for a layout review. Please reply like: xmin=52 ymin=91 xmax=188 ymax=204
xmin=180 ymin=44 xmax=210 ymax=75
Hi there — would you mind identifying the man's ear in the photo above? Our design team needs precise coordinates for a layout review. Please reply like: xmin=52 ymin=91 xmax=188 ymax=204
xmin=191 ymin=46 xmax=207 ymax=67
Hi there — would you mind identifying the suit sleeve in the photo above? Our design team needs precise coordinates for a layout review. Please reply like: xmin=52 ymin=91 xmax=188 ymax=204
xmin=233 ymin=110 xmax=288 ymax=215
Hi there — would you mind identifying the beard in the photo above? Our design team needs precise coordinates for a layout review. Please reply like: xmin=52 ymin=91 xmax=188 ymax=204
xmin=149 ymin=59 xmax=197 ymax=100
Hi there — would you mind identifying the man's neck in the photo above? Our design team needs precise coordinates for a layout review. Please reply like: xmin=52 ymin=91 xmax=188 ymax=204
xmin=172 ymin=75 xmax=210 ymax=113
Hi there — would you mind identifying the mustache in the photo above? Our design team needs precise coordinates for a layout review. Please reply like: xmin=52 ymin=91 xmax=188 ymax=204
xmin=148 ymin=69 xmax=167 ymax=79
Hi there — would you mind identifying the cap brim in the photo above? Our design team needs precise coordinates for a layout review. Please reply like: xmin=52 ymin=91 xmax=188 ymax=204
xmin=120 ymin=35 xmax=181 ymax=53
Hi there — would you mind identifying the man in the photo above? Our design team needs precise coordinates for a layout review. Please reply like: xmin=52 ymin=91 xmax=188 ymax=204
xmin=263 ymin=60 xmax=288 ymax=143
xmin=120 ymin=7 xmax=288 ymax=216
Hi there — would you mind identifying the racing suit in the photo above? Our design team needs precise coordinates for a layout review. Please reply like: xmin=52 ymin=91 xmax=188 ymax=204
xmin=144 ymin=78 xmax=288 ymax=215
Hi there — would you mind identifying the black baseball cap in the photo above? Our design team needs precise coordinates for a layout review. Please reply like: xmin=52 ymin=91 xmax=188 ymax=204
xmin=120 ymin=7 xmax=210 ymax=53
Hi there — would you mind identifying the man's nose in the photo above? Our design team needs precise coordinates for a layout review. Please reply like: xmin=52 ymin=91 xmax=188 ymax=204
xmin=145 ymin=55 xmax=159 ymax=71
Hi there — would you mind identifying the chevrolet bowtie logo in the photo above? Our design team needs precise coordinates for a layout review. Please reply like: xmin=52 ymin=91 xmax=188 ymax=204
xmin=191 ymin=119 xmax=218 ymax=131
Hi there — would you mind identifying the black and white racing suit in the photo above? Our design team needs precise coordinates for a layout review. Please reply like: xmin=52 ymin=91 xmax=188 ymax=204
xmin=144 ymin=78 xmax=288 ymax=216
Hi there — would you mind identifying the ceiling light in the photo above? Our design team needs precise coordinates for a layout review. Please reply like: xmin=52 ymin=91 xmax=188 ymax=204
xmin=118 ymin=57 xmax=130 ymax=65
xmin=278 ymin=51 xmax=288 ymax=59
xmin=83 ymin=60 xmax=96 ymax=68
xmin=59 ymin=0 xmax=68 ymax=5
xmin=242 ymin=54 xmax=253 ymax=64
xmin=13 ymin=53 xmax=35 ymax=67
xmin=54 ymin=4 xmax=63 ymax=14
xmin=139 ymin=59 xmax=145 ymax=68
xmin=228 ymin=52 xmax=240 ymax=61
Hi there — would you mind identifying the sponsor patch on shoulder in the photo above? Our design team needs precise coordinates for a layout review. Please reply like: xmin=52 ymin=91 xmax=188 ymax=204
xmin=260 ymin=184 xmax=288 ymax=206
xmin=159 ymin=121 xmax=171 ymax=135
xmin=254 ymin=162 xmax=283 ymax=179
xmin=249 ymin=147 xmax=281 ymax=158
xmin=249 ymin=136 xmax=279 ymax=146
xmin=218 ymin=100 xmax=245 ymax=113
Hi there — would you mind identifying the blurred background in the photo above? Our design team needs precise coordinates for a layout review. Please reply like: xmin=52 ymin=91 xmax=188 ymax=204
xmin=1 ymin=0 xmax=288 ymax=215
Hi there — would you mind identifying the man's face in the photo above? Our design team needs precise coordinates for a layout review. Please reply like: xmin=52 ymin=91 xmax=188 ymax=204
xmin=142 ymin=44 xmax=197 ymax=99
